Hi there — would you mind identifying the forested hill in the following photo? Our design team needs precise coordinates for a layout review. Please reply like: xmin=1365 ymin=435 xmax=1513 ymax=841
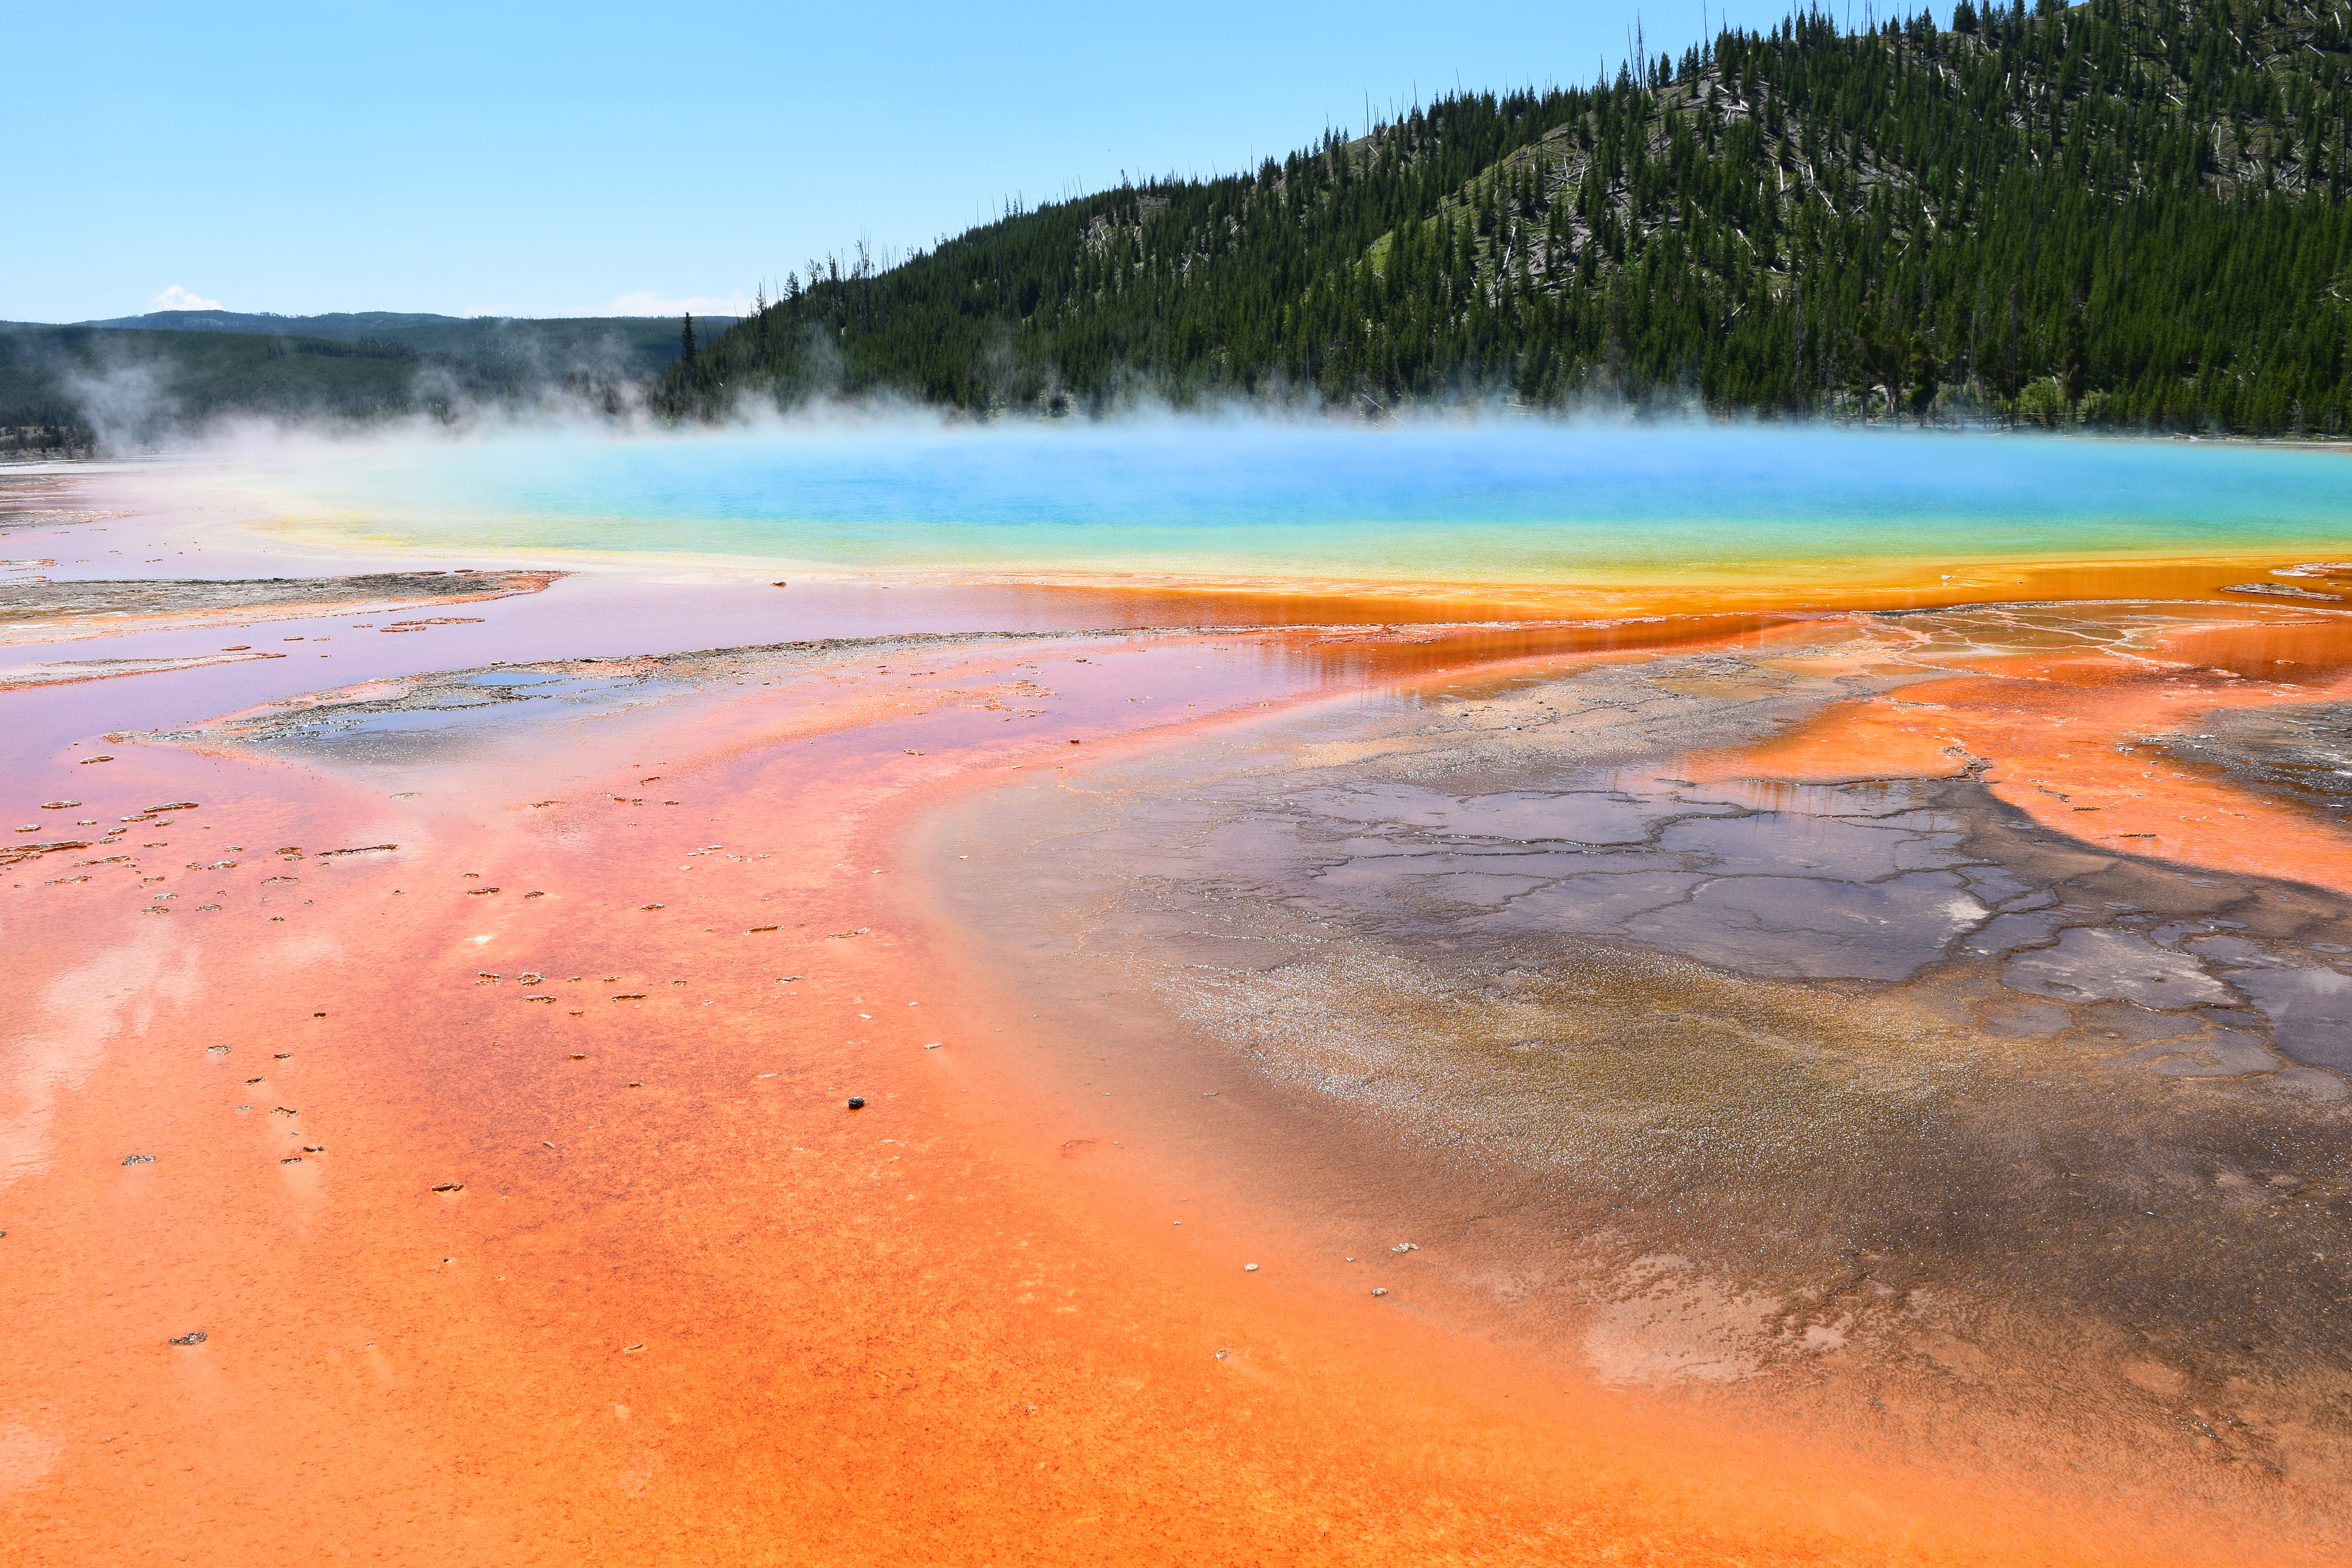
xmin=664 ymin=0 xmax=2352 ymax=434
xmin=0 ymin=313 xmax=733 ymax=456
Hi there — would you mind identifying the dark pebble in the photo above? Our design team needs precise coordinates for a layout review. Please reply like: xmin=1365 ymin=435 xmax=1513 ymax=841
xmin=169 ymin=1330 xmax=206 ymax=1346
xmin=847 ymin=1096 xmax=866 ymax=1109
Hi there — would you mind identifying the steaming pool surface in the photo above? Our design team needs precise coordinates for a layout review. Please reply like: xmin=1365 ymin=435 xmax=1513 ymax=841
xmin=240 ymin=421 xmax=2352 ymax=583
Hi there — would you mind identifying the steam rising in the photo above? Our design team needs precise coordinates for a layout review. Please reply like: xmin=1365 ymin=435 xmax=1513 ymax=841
xmin=128 ymin=410 xmax=2352 ymax=593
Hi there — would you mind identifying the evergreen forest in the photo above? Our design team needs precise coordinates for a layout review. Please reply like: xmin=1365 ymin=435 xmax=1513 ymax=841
xmin=662 ymin=0 xmax=2352 ymax=434
xmin=0 ymin=314 xmax=733 ymax=455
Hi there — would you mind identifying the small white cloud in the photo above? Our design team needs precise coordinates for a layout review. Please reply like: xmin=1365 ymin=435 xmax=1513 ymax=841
xmin=150 ymin=285 xmax=224 ymax=312
xmin=594 ymin=290 xmax=752 ymax=318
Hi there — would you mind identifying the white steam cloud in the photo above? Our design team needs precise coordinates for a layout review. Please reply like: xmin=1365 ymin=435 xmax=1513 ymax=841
xmin=149 ymin=285 xmax=223 ymax=312
xmin=62 ymin=355 xmax=179 ymax=451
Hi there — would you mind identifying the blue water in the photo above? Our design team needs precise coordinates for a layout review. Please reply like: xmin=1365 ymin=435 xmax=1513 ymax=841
xmin=263 ymin=421 xmax=2352 ymax=583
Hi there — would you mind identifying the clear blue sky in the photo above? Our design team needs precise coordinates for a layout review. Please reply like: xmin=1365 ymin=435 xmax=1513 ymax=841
xmin=8 ymin=0 xmax=1817 ymax=324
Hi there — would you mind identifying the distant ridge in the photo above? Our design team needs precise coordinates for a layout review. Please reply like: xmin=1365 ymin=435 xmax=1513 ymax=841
xmin=76 ymin=310 xmax=475 ymax=334
xmin=0 ymin=312 xmax=736 ymax=454
xmin=65 ymin=310 xmax=734 ymax=337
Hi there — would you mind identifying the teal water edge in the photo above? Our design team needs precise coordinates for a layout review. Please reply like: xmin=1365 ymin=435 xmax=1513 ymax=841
xmin=250 ymin=421 xmax=2352 ymax=583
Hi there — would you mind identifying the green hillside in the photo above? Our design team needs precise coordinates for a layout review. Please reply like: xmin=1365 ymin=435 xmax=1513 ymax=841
xmin=664 ymin=0 xmax=2352 ymax=434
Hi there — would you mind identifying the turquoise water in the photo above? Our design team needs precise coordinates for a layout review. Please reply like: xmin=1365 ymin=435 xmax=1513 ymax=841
xmin=261 ymin=421 xmax=2352 ymax=583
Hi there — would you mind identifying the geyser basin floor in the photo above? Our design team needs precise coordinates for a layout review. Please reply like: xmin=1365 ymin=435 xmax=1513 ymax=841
xmin=9 ymin=619 xmax=2036 ymax=1566
xmin=4 ymin=457 xmax=2352 ymax=1564
xmin=935 ymin=619 xmax=2352 ymax=1517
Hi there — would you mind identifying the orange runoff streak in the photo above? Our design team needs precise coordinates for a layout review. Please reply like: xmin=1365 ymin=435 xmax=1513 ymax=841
xmin=1689 ymin=641 xmax=2352 ymax=898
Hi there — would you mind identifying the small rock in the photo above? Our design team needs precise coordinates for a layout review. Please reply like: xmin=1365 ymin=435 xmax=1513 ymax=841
xmin=120 ymin=1153 xmax=154 ymax=1166
xmin=1371 ymin=1288 xmax=1389 ymax=1298
xmin=847 ymin=1096 xmax=866 ymax=1109
xmin=169 ymin=1331 xmax=207 ymax=1346
xmin=1244 ymin=1263 xmax=1259 ymax=1272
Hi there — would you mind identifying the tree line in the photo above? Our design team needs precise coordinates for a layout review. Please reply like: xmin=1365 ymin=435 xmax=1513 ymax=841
xmin=661 ymin=0 xmax=2352 ymax=434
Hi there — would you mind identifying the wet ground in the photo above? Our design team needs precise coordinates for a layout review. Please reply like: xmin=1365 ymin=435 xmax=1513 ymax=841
xmin=7 ymin=479 xmax=2352 ymax=1564
xmin=0 ymin=568 xmax=561 ymax=644
xmin=933 ymin=613 xmax=2352 ymax=1525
